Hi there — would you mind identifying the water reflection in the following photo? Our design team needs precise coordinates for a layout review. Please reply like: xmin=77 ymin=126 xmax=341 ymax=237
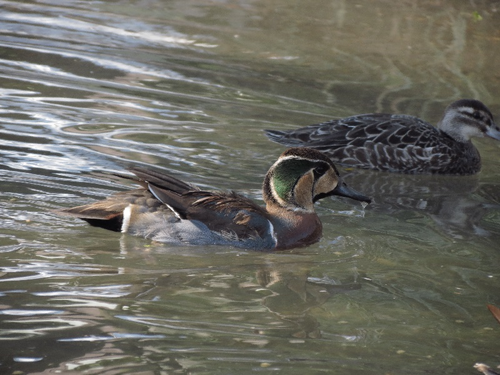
xmin=257 ymin=267 xmax=362 ymax=339
xmin=0 ymin=251 xmax=365 ymax=373
xmin=338 ymin=168 xmax=500 ymax=239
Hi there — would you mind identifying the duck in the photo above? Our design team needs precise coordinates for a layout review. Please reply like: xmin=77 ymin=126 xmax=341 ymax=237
xmin=265 ymin=99 xmax=500 ymax=175
xmin=56 ymin=148 xmax=371 ymax=250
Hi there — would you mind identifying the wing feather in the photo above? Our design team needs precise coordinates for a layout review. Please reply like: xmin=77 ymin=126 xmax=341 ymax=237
xmin=265 ymin=113 xmax=468 ymax=173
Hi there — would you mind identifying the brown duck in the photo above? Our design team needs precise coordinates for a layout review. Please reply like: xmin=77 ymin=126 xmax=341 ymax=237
xmin=265 ymin=100 xmax=500 ymax=175
xmin=56 ymin=148 xmax=370 ymax=250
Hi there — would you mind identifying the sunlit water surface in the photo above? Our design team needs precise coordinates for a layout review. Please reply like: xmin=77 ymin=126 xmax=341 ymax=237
xmin=1 ymin=1 xmax=500 ymax=374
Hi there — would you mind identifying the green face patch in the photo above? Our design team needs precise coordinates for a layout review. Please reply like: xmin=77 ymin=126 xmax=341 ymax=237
xmin=272 ymin=159 xmax=316 ymax=201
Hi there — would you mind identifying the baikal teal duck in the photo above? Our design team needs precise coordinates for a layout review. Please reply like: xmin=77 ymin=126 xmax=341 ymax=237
xmin=265 ymin=99 xmax=500 ymax=175
xmin=56 ymin=148 xmax=371 ymax=250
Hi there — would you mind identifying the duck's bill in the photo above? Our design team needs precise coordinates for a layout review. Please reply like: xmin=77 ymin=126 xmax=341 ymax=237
xmin=329 ymin=181 xmax=371 ymax=204
xmin=486 ymin=124 xmax=500 ymax=141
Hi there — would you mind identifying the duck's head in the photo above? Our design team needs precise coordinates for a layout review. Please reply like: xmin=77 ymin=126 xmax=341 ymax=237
xmin=263 ymin=147 xmax=371 ymax=213
xmin=439 ymin=99 xmax=500 ymax=142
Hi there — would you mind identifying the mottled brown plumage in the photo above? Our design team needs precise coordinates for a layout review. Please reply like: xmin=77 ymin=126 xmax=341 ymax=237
xmin=265 ymin=100 xmax=500 ymax=175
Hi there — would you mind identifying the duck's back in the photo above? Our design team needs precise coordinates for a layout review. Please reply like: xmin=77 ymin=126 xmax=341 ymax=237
xmin=266 ymin=114 xmax=481 ymax=175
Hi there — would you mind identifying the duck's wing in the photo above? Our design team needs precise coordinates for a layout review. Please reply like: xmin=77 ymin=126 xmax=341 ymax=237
xmin=56 ymin=167 xmax=192 ymax=215
xmin=146 ymin=183 xmax=274 ymax=242
xmin=127 ymin=166 xmax=198 ymax=194
xmin=132 ymin=167 xmax=274 ymax=241
xmin=266 ymin=114 xmax=434 ymax=147
xmin=266 ymin=114 xmax=458 ymax=173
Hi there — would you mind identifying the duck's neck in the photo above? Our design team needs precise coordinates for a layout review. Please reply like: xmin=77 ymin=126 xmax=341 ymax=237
xmin=267 ymin=205 xmax=322 ymax=250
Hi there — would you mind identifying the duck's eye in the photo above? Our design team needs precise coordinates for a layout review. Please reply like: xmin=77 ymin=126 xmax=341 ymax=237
xmin=313 ymin=164 xmax=329 ymax=178
xmin=472 ymin=111 xmax=482 ymax=120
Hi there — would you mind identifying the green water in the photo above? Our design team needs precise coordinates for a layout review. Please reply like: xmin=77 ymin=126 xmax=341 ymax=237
xmin=0 ymin=0 xmax=499 ymax=374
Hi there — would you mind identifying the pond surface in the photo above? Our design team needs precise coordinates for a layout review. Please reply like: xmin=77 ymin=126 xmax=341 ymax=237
xmin=1 ymin=0 xmax=500 ymax=374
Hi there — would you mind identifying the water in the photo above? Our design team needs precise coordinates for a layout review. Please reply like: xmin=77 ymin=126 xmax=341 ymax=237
xmin=1 ymin=0 xmax=499 ymax=373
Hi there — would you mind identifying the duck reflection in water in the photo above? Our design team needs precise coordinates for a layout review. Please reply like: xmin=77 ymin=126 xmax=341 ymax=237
xmin=255 ymin=264 xmax=361 ymax=340
xmin=334 ymin=169 xmax=500 ymax=240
